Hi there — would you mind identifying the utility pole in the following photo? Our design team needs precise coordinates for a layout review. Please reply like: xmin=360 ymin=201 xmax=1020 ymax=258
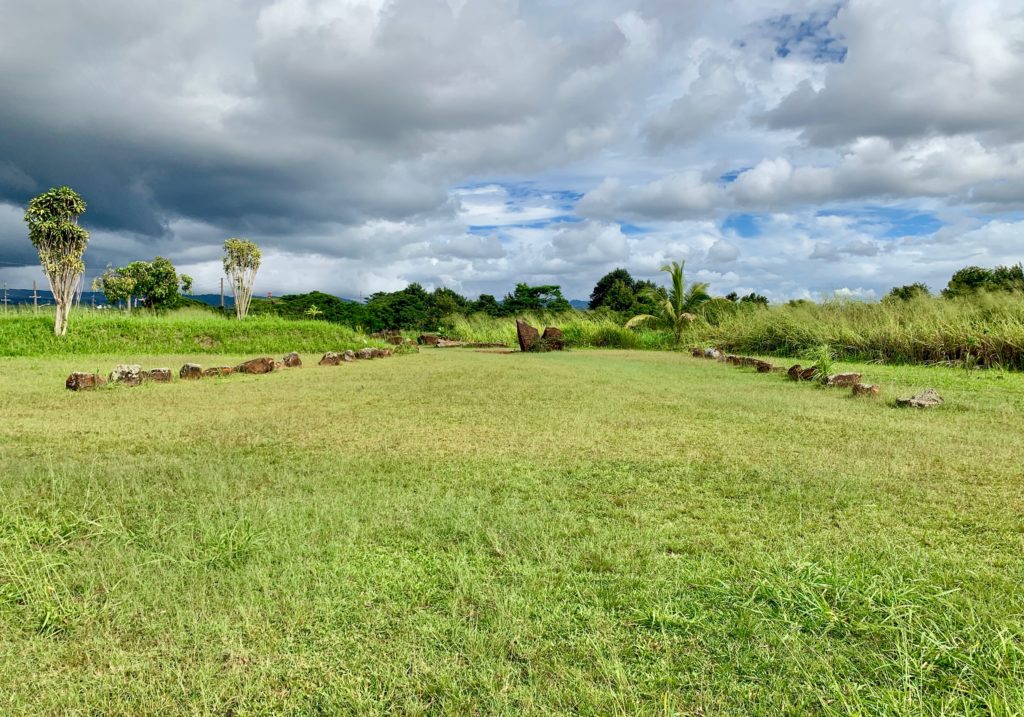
xmin=32 ymin=281 xmax=38 ymax=313
xmin=220 ymin=277 xmax=225 ymax=310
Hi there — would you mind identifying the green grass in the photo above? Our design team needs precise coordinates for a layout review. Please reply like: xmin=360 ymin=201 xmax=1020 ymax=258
xmin=2 ymin=349 xmax=1023 ymax=714
xmin=441 ymin=293 xmax=1024 ymax=369
xmin=0 ymin=307 xmax=385 ymax=357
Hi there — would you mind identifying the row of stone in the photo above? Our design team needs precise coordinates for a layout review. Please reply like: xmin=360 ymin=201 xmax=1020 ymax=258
xmin=691 ymin=347 xmax=943 ymax=407
xmin=66 ymin=348 xmax=394 ymax=390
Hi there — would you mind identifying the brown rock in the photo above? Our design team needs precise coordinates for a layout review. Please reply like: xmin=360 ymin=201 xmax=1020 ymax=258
xmin=235 ymin=357 xmax=275 ymax=374
xmin=202 ymin=366 xmax=234 ymax=377
xmin=142 ymin=368 xmax=172 ymax=383
xmin=825 ymin=372 xmax=863 ymax=387
xmin=754 ymin=360 xmax=774 ymax=373
xmin=516 ymin=319 xmax=540 ymax=352
xmin=418 ymin=334 xmax=440 ymax=346
xmin=283 ymin=352 xmax=302 ymax=368
xmin=66 ymin=372 xmax=106 ymax=391
xmin=435 ymin=339 xmax=466 ymax=348
xmin=355 ymin=348 xmax=376 ymax=360
xmin=800 ymin=366 xmax=820 ymax=381
xmin=387 ymin=335 xmax=404 ymax=345
xmin=541 ymin=327 xmax=565 ymax=351
xmin=180 ymin=363 xmax=203 ymax=380
xmin=852 ymin=383 xmax=880 ymax=397
xmin=342 ymin=350 xmax=355 ymax=362
xmin=691 ymin=347 xmax=704 ymax=357
xmin=787 ymin=364 xmax=803 ymax=380
xmin=897 ymin=388 xmax=943 ymax=409
xmin=319 ymin=352 xmax=341 ymax=366
xmin=109 ymin=364 xmax=143 ymax=386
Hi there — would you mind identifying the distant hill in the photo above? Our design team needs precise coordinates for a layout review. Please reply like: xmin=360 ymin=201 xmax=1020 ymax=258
xmin=569 ymin=299 xmax=589 ymax=309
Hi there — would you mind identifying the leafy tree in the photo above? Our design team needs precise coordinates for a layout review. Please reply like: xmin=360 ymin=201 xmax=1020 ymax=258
xmin=24 ymin=186 xmax=90 ymax=336
xmin=502 ymin=283 xmax=572 ymax=314
xmin=471 ymin=293 xmax=502 ymax=316
xmin=93 ymin=266 xmax=136 ymax=310
xmin=886 ymin=282 xmax=931 ymax=301
xmin=589 ymin=268 xmax=635 ymax=309
xmin=943 ymin=264 xmax=1024 ymax=298
xmin=428 ymin=287 xmax=470 ymax=325
xmin=94 ymin=257 xmax=191 ymax=310
xmin=739 ymin=292 xmax=769 ymax=307
xmin=366 ymin=283 xmax=431 ymax=330
xmin=625 ymin=260 xmax=710 ymax=344
xmin=725 ymin=291 xmax=739 ymax=302
xmin=223 ymin=238 xmax=262 ymax=319
xmin=603 ymin=279 xmax=636 ymax=312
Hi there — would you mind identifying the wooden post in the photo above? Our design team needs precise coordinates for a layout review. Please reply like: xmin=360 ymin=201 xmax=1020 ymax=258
xmin=32 ymin=281 xmax=38 ymax=313
xmin=220 ymin=277 xmax=225 ymax=309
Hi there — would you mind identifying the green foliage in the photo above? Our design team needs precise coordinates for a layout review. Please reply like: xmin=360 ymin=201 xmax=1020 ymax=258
xmin=886 ymin=282 xmax=931 ymax=301
xmin=626 ymin=260 xmax=711 ymax=344
xmin=805 ymin=343 xmax=836 ymax=383
xmin=23 ymin=186 xmax=90 ymax=336
xmin=471 ymin=293 xmax=502 ymax=316
xmin=502 ymin=283 xmax=572 ymax=314
xmin=94 ymin=257 xmax=190 ymax=310
xmin=223 ymin=238 xmax=262 ymax=319
xmin=589 ymin=268 xmax=667 ymax=313
xmin=24 ymin=186 xmax=89 ymax=275
xmin=943 ymin=264 xmax=1024 ymax=298
xmin=0 ymin=307 xmax=384 ymax=357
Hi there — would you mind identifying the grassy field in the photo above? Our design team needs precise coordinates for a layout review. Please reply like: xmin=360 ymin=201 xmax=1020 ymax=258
xmin=1 ymin=349 xmax=1023 ymax=715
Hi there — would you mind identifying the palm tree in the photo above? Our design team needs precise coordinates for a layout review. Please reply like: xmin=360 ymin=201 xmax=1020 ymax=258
xmin=625 ymin=260 xmax=710 ymax=344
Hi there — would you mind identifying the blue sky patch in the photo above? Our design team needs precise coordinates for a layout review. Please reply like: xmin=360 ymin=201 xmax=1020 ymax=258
xmin=765 ymin=4 xmax=847 ymax=63
xmin=817 ymin=206 xmax=943 ymax=237
xmin=722 ymin=213 xmax=762 ymax=238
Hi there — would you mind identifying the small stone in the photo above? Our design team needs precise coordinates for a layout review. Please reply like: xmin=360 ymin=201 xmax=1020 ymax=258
xmin=897 ymin=388 xmax=943 ymax=408
xmin=180 ymin=364 xmax=203 ymax=380
xmin=355 ymin=348 xmax=376 ymax=360
xmin=852 ymin=383 xmax=880 ymax=397
xmin=800 ymin=366 xmax=820 ymax=381
xmin=387 ymin=335 xmax=404 ymax=345
xmin=235 ymin=357 xmax=276 ymax=374
xmin=418 ymin=334 xmax=440 ymax=346
xmin=825 ymin=372 xmax=863 ymax=387
xmin=283 ymin=352 xmax=302 ymax=368
xmin=704 ymin=348 xmax=722 ymax=360
xmin=66 ymin=372 xmax=106 ymax=391
xmin=319 ymin=352 xmax=341 ymax=366
xmin=436 ymin=339 xmax=466 ymax=348
xmin=754 ymin=360 xmax=774 ymax=373
xmin=142 ymin=368 xmax=172 ymax=383
xmin=342 ymin=350 xmax=355 ymax=362
xmin=202 ymin=366 xmax=234 ymax=377
xmin=109 ymin=364 xmax=142 ymax=386
xmin=787 ymin=364 xmax=803 ymax=380
xmin=691 ymin=347 xmax=704 ymax=358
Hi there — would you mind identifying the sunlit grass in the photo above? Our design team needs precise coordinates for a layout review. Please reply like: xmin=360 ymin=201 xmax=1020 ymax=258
xmin=1 ymin=349 xmax=1022 ymax=714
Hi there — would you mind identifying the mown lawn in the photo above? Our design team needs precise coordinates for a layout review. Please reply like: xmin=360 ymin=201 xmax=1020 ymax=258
xmin=1 ymin=349 xmax=1022 ymax=715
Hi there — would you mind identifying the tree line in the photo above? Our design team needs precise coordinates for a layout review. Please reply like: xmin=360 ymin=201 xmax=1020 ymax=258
xmin=17 ymin=184 xmax=1023 ymax=337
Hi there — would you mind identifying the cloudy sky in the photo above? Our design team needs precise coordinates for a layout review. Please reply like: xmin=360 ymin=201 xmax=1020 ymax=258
xmin=1 ymin=0 xmax=1022 ymax=301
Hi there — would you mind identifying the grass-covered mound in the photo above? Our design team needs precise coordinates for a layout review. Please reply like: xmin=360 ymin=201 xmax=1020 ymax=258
xmin=0 ymin=307 xmax=383 ymax=357
xmin=2 ymin=350 xmax=1023 ymax=713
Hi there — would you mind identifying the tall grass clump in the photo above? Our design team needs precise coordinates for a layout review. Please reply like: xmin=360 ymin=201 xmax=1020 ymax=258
xmin=0 ymin=306 xmax=383 ymax=357
xmin=687 ymin=293 xmax=1024 ymax=369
